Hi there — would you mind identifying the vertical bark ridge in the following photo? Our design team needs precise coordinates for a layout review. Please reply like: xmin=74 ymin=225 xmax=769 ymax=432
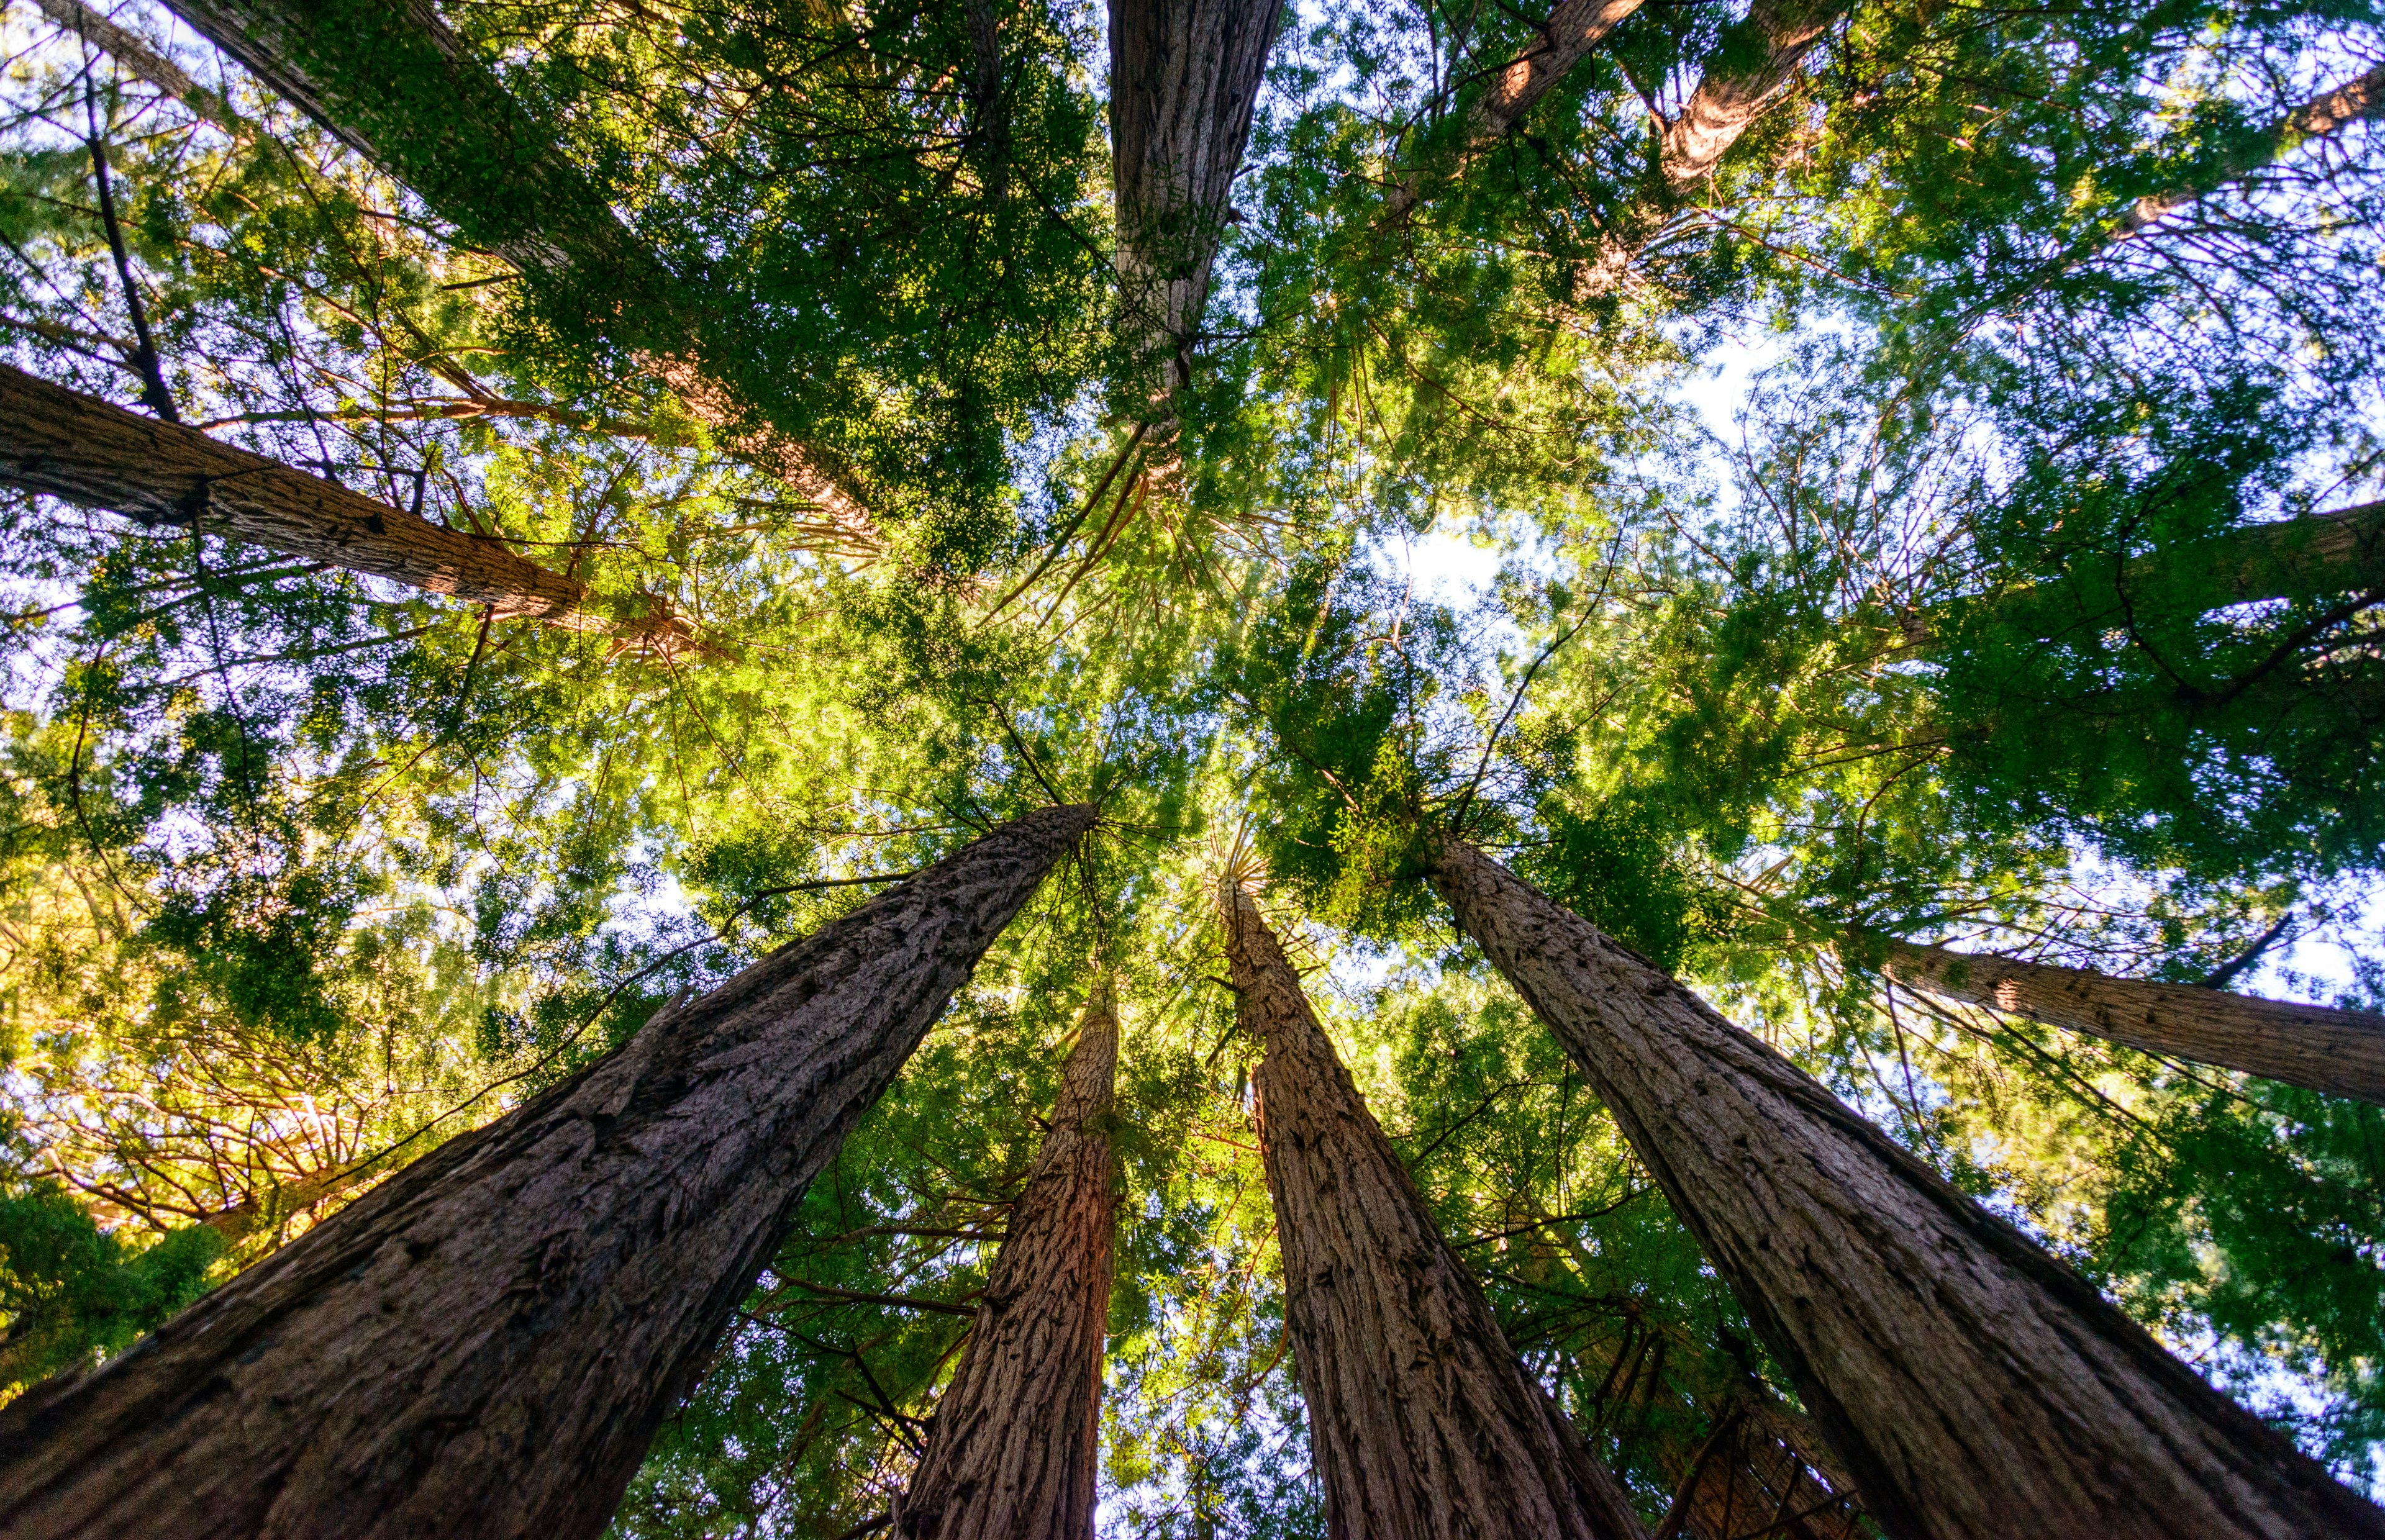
xmin=0 ymin=804 xmax=1097 ymax=1540
xmin=1224 ymin=886 xmax=1649 ymax=1540
xmin=894 ymin=979 xmax=1120 ymax=1540
xmin=0 ymin=362 xmax=693 ymax=649
xmin=1430 ymin=833 xmax=2385 ymax=1540
xmin=1108 ymin=0 xmax=1286 ymax=396
xmin=1878 ymin=938 xmax=2385 ymax=1106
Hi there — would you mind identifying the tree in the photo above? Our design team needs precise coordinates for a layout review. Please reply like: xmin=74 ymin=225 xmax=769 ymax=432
xmin=1874 ymin=938 xmax=2385 ymax=1105
xmin=0 ymin=805 xmax=1094 ymax=1540
xmin=1223 ymin=881 xmax=1649 ymax=1539
xmin=893 ymin=977 xmax=1119 ymax=1540
xmin=1427 ymin=831 xmax=2385 ymax=1539
xmin=0 ymin=363 xmax=691 ymax=646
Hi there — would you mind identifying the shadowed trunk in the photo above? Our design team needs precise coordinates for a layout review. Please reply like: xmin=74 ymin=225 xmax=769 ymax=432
xmin=1574 ymin=0 xmax=1842 ymax=297
xmin=894 ymin=981 xmax=1120 ymax=1540
xmin=1879 ymin=938 xmax=2385 ymax=1106
xmin=1379 ymin=0 xmax=1645 ymax=223
xmin=1429 ymin=833 xmax=2385 ymax=1540
xmin=1223 ymin=886 xmax=1648 ymax=1540
xmin=0 ymin=805 xmax=1096 ymax=1540
xmin=1663 ymin=1399 xmax=1863 ymax=1540
xmin=1108 ymin=0 xmax=1285 ymax=397
xmin=0 ymin=363 xmax=691 ymax=648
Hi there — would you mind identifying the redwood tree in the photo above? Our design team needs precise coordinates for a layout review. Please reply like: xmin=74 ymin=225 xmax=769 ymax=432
xmin=0 ymin=804 xmax=1095 ymax=1540
xmin=1429 ymin=832 xmax=2385 ymax=1540
xmin=1224 ymin=884 xmax=1649 ymax=1540
xmin=893 ymin=979 xmax=1120 ymax=1540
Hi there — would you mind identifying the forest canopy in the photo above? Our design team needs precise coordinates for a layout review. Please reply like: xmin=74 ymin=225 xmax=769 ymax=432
xmin=1 ymin=0 xmax=2383 ymax=1535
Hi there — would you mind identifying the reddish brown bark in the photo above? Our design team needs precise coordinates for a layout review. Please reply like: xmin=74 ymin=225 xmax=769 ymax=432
xmin=894 ymin=982 xmax=1119 ymax=1540
xmin=1224 ymin=887 xmax=1648 ymax=1540
xmin=0 ymin=805 xmax=1096 ymax=1540
xmin=1430 ymin=833 xmax=2385 ymax=1540
xmin=1879 ymin=938 xmax=2385 ymax=1106
xmin=0 ymin=363 xmax=693 ymax=646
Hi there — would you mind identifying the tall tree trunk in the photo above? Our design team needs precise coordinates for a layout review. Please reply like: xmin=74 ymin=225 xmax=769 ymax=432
xmin=1877 ymin=938 xmax=2385 ymax=1106
xmin=1378 ymin=0 xmax=1645 ymax=223
xmin=1223 ymin=886 xmax=1648 ymax=1540
xmin=1108 ymin=0 xmax=1286 ymax=397
xmin=0 ymin=805 xmax=1096 ymax=1540
xmin=1573 ymin=0 xmax=1843 ymax=297
xmin=2113 ymin=60 xmax=2385 ymax=240
xmin=0 ymin=363 xmax=692 ymax=648
xmin=1427 ymin=833 xmax=2385 ymax=1540
xmin=894 ymin=980 xmax=1119 ymax=1540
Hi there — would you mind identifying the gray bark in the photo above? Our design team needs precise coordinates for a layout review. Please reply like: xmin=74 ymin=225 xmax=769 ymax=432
xmin=0 ymin=804 xmax=1096 ymax=1540
xmin=1879 ymin=938 xmax=2385 ymax=1107
xmin=1109 ymin=0 xmax=1286 ymax=395
xmin=894 ymin=981 xmax=1119 ymax=1540
xmin=1225 ymin=887 xmax=1648 ymax=1540
xmin=1429 ymin=833 xmax=2385 ymax=1540
xmin=0 ymin=362 xmax=689 ymax=645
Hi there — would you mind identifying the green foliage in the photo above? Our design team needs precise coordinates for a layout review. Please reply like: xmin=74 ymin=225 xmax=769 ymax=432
xmin=0 ymin=1180 xmax=224 ymax=1395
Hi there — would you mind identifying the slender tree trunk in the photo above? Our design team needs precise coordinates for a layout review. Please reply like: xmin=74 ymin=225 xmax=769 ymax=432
xmin=1666 ymin=1400 xmax=1862 ymax=1540
xmin=0 ymin=805 xmax=1096 ymax=1540
xmin=1878 ymin=938 xmax=2385 ymax=1106
xmin=1223 ymin=886 xmax=1648 ymax=1540
xmin=894 ymin=980 xmax=1119 ymax=1540
xmin=1573 ymin=0 xmax=1843 ymax=297
xmin=2114 ymin=60 xmax=2385 ymax=239
xmin=1108 ymin=0 xmax=1286 ymax=396
xmin=1428 ymin=833 xmax=2385 ymax=1540
xmin=1379 ymin=0 xmax=1645 ymax=223
xmin=0 ymin=363 xmax=692 ymax=647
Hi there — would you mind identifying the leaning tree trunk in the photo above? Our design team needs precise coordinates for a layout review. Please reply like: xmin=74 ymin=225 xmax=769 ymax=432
xmin=0 ymin=805 xmax=1096 ymax=1540
xmin=1108 ymin=0 xmax=1286 ymax=397
xmin=1878 ymin=938 xmax=2385 ymax=1107
xmin=0 ymin=363 xmax=691 ymax=648
xmin=1223 ymin=886 xmax=1648 ymax=1540
xmin=1428 ymin=834 xmax=2385 ymax=1540
xmin=893 ymin=979 xmax=1120 ymax=1540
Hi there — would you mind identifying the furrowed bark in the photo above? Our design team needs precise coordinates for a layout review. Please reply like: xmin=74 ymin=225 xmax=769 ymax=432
xmin=1224 ymin=886 xmax=1648 ymax=1540
xmin=1574 ymin=0 xmax=1843 ymax=297
xmin=0 ymin=804 xmax=1097 ymax=1540
xmin=1109 ymin=0 xmax=1286 ymax=396
xmin=2115 ymin=59 xmax=2385 ymax=239
xmin=1379 ymin=0 xmax=1645 ymax=223
xmin=1879 ymin=938 xmax=2385 ymax=1107
xmin=894 ymin=981 xmax=1119 ymax=1540
xmin=0 ymin=363 xmax=689 ymax=645
xmin=1429 ymin=833 xmax=2385 ymax=1540
xmin=1666 ymin=1401 xmax=1862 ymax=1540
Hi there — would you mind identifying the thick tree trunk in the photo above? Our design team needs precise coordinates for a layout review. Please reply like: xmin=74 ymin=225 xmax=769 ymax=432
xmin=1574 ymin=0 xmax=1842 ymax=297
xmin=1429 ymin=834 xmax=2385 ymax=1540
xmin=0 ymin=805 xmax=1096 ymax=1540
xmin=1108 ymin=0 xmax=1286 ymax=395
xmin=1879 ymin=938 xmax=2385 ymax=1106
xmin=1223 ymin=887 xmax=1648 ymax=1540
xmin=1379 ymin=0 xmax=1645 ymax=223
xmin=894 ymin=981 xmax=1119 ymax=1540
xmin=1666 ymin=1400 xmax=1862 ymax=1540
xmin=0 ymin=363 xmax=692 ymax=646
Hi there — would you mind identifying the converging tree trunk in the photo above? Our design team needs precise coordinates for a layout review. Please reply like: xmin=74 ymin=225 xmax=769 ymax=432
xmin=1223 ymin=885 xmax=1648 ymax=1540
xmin=893 ymin=978 xmax=1120 ymax=1540
xmin=2114 ymin=59 xmax=2385 ymax=240
xmin=1109 ymin=0 xmax=1286 ymax=397
xmin=1878 ymin=938 xmax=2385 ymax=1107
xmin=1573 ymin=0 xmax=1843 ymax=297
xmin=0 ymin=805 xmax=1096 ymax=1540
xmin=1427 ymin=833 xmax=2385 ymax=1540
xmin=0 ymin=363 xmax=691 ymax=648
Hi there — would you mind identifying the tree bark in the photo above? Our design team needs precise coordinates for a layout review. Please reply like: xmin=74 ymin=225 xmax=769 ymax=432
xmin=1223 ymin=886 xmax=1648 ymax=1540
xmin=1573 ymin=0 xmax=1843 ymax=297
xmin=894 ymin=980 xmax=1119 ymax=1540
xmin=1878 ymin=938 xmax=2385 ymax=1107
xmin=1428 ymin=833 xmax=2385 ymax=1540
xmin=1379 ymin=0 xmax=1646 ymax=223
xmin=0 ymin=804 xmax=1096 ymax=1540
xmin=0 ymin=362 xmax=691 ymax=646
xmin=1108 ymin=0 xmax=1286 ymax=396
xmin=2114 ymin=60 xmax=2385 ymax=239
